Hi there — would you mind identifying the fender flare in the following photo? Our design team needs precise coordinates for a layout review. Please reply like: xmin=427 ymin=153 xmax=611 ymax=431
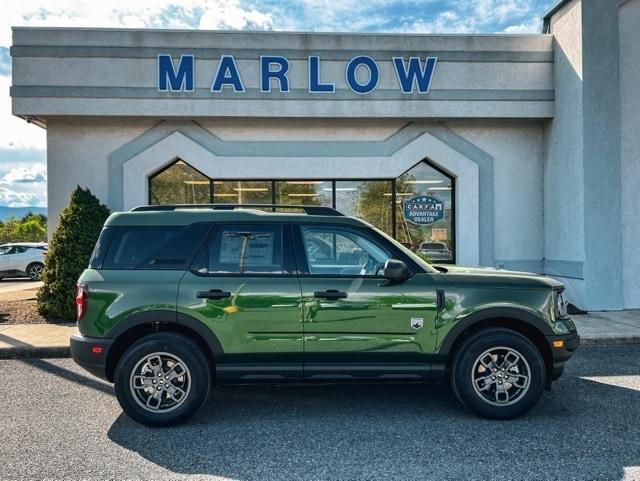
xmin=438 ymin=307 xmax=553 ymax=355
xmin=106 ymin=309 xmax=224 ymax=356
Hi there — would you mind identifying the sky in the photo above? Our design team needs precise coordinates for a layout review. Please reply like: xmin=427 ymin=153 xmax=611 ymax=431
xmin=0 ymin=0 xmax=557 ymax=208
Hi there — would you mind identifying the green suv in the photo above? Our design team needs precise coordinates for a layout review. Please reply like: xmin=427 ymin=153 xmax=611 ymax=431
xmin=70 ymin=204 xmax=579 ymax=426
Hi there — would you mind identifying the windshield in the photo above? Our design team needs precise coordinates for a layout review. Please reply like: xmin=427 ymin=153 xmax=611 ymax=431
xmin=373 ymin=227 xmax=437 ymax=273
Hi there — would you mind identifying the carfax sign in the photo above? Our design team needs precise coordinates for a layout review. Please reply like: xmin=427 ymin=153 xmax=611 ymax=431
xmin=403 ymin=195 xmax=445 ymax=225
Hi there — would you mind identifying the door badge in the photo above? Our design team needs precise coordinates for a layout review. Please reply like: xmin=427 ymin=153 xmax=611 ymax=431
xmin=410 ymin=317 xmax=424 ymax=329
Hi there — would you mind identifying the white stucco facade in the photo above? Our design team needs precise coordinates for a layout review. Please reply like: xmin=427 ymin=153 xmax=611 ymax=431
xmin=10 ymin=0 xmax=640 ymax=311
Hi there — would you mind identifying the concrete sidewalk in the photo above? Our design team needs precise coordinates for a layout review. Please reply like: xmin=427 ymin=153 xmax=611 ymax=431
xmin=0 ymin=323 xmax=76 ymax=358
xmin=0 ymin=311 xmax=639 ymax=359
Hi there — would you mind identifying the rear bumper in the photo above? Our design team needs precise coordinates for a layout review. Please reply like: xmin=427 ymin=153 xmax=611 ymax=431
xmin=547 ymin=324 xmax=580 ymax=380
xmin=70 ymin=333 xmax=113 ymax=381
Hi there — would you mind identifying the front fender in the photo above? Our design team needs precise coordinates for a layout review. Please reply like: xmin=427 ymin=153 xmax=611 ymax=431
xmin=436 ymin=306 xmax=554 ymax=354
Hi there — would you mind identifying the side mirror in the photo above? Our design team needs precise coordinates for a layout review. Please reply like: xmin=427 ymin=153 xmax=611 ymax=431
xmin=381 ymin=259 xmax=410 ymax=282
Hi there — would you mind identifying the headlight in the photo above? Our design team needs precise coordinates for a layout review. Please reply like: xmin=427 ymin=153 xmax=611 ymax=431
xmin=555 ymin=290 xmax=568 ymax=318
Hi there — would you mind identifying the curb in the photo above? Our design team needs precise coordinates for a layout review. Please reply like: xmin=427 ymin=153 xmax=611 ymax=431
xmin=0 ymin=346 xmax=70 ymax=360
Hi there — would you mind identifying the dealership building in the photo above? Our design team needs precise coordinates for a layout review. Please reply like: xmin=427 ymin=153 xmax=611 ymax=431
xmin=9 ymin=0 xmax=640 ymax=311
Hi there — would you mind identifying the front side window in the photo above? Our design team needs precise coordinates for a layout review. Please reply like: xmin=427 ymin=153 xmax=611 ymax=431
xmin=193 ymin=224 xmax=283 ymax=274
xmin=301 ymin=225 xmax=391 ymax=276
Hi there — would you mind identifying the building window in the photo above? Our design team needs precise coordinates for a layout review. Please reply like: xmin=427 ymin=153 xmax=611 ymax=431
xmin=396 ymin=161 xmax=454 ymax=262
xmin=147 ymin=159 xmax=455 ymax=263
xmin=214 ymin=181 xmax=272 ymax=204
xmin=149 ymin=160 xmax=210 ymax=205
xmin=275 ymin=181 xmax=332 ymax=207
xmin=334 ymin=180 xmax=394 ymax=236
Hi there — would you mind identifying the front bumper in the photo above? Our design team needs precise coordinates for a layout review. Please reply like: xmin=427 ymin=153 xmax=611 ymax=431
xmin=70 ymin=333 xmax=113 ymax=381
xmin=546 ymin=320 xmax=580 ymax=380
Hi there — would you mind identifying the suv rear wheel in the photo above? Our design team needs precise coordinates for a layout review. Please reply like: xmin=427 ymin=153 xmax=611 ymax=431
xmin=114 ymin=333 xmax=211 ymax=427
xmin=451 ymin=328 xmax=545 ymax=419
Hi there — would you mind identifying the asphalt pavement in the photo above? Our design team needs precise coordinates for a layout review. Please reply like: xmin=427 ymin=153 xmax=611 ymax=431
xmin=1 ymin=345 xmax=640 ymax=481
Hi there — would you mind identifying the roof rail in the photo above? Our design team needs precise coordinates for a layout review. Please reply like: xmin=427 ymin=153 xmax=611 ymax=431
xmin=130 ymin=203 xmax=344 ymax=216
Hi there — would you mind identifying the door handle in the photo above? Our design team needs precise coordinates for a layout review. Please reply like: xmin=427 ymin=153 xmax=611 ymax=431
xmin=314 ymin=289 xmax=348 ymax=301
xmin=197 ymin=289 xmax=232 ymax=300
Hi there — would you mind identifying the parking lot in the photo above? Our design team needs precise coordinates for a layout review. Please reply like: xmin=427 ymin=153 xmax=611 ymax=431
xmin=1 ymin=345 xmax=639 ymax=481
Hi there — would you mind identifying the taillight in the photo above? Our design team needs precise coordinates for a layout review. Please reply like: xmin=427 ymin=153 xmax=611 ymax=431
xmin=76 ymin=283 xmax=88 ymax=322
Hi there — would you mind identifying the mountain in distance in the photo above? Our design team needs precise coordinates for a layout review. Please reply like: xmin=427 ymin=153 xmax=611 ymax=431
xmin=0 ymin=206 xmax=47 ymax=221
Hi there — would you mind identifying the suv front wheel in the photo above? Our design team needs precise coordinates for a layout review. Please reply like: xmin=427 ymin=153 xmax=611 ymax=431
xmin=114 ymin=333 xmax=211 ymax=427
xmin=451 ymin=328 xmax=545 ymax=419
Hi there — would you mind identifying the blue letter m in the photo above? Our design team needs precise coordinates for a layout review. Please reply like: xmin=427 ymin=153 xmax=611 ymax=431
xmin=158 ymin=54 xmax=194 ymax=92
xmin=393 ymin=57 xmax=438 ymax=93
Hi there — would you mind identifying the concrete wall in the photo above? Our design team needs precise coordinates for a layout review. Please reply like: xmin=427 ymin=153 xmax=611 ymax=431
xmin=619 ymin=0 xmax=640 ymax=309
xmin=543 ymin=0 xmax=586 ymax=306
xmin=544 ymin=0 xmax=640 ymax=310
xmin=46 ymin=118 xmax=157 ymax=234
xmin=46 ymin=117 xmax=544 ymax=271
xmin=449 ymin=121 xmax=544 ymax=272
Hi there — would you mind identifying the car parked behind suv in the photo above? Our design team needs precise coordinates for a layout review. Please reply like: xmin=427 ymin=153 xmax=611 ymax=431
xmin=0 ymin=242 xmax=47 ymax=281
xmin=71 ymin=204 xmax=578 ymax=426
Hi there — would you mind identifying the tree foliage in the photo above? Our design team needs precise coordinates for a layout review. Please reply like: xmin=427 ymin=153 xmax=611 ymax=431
xmin=37 ymin=187 xmax=110 ymax=321
xmin=0 ymin=213 xmax=47 ymax=244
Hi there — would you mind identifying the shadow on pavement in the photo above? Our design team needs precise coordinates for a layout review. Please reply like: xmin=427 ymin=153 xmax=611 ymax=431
xmin=106 ymin=345 xmax=640 ymax=481
xmin=20 ymin=358 xmax=114 ymax=396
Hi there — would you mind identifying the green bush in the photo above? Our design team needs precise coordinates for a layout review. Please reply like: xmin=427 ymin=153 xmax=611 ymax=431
xmin=0 ymin=213 xmax=47 ymax=243
xmin=37 ymin=187 xmax=110 ymax=321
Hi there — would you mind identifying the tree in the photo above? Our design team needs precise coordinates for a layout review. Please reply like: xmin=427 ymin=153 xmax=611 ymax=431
xmin=0 ymin=212 xmax=47 ymax=243
xmin=37 ymin=187 xmax=110 ymax=321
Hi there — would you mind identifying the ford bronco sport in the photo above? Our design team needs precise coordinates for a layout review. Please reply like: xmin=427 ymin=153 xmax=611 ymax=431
xmin=70 ymin=204 xmax=579 ymax=426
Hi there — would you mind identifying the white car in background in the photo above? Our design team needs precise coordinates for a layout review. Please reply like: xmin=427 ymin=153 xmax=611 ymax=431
xmin=417 ymin=240 xmax=452 ymax=262
xmin=0 ymin=243 xmax=48 ymax=281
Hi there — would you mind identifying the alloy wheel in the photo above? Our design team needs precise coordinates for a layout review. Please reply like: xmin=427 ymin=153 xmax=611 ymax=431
xmin=129 ymin=352 xmax=192 ymax=413
xmin=471 ymin=346 xmax=531 ymax=406
xmin=28 ymin=264 xmax=43 ymax=281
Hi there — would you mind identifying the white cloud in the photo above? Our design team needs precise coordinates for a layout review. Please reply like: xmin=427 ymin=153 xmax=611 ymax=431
xmin=0 ymin=76 xmax=46 ymax=150
xmin=503 ymin=17 xmax=542 ymax=33
xmin=199 ymin=0 xmax=273 ymax=29
xmin=1 ymin=165 xmax=46 ymax=184
xmin=0 ymin=186 xmax=42 ymax=207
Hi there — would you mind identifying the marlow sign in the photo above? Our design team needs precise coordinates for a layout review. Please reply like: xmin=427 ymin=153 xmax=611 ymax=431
xmin=157 ymin=54 xmax=438 ymax=94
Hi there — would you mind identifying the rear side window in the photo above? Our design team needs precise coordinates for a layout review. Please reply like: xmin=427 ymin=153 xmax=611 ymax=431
xmin=89 ymin=227 xmax=114 ymax=268
xmin=192 ymin=224 xmax=283 ymax=274
xmin=100 ymin=223 xmax=211 ymax=270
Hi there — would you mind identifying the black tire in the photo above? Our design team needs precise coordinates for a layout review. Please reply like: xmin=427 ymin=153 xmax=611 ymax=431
xmin=450 ymin=328 xmax=545 ymax=420
xmin=114 ymin=333 xmax=211 ymax=427
xmin=26 ymin=262 xmax=44 ymax=281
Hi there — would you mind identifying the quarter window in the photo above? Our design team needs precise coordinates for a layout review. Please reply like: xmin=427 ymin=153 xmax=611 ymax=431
xmin=101 ymin=224 xmax=210 ymax=270
xmin=301 ymin=226 xmax=391 ymax=276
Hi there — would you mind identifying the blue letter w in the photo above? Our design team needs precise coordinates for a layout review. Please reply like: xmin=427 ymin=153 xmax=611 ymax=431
xmin=158 ymin=54 xmax=194 ymax=92
xmin=393 ymin=57 xmax=438 ymax=93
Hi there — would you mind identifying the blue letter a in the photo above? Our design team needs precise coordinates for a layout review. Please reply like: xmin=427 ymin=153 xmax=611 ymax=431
xmin=212 ymin=55 xmax=244 ymax=92
xmin=393 ymin=57 xmax=438 ymax=93
xmin=158 ymin=54 xmax=194 ymax=92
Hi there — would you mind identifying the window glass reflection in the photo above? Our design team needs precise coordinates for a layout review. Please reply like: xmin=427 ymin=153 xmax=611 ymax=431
xmin=275 ymin=181 xmax=332 ymax=207
xmin=334 ymin=180 xmax=394 ymax=236
xmin=214 ymin=181 xmax=272 ymax=204
xmin=396 ymin=162 xmax=454 ymax=262
xmin=149 ymin=160 xmax=209 ymax=205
